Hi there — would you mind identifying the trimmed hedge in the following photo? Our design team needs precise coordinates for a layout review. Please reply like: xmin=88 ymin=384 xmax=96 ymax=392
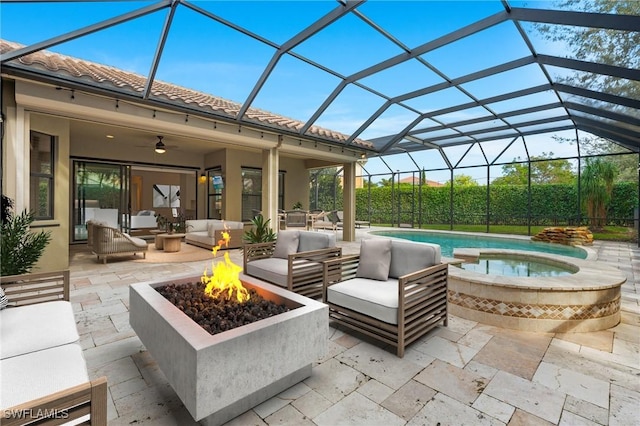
xmin=355 ymin=182 xmax=637 ymax=226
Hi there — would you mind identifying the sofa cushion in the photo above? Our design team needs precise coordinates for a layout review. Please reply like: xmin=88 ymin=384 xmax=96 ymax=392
xmin=207 ymin=221 xmax=226 ymax=237
xmin=356 ymin=238 xmax=392 ymax=281
xmin=389 ymin=240 xmax=441 ymax=279
xmin=246 ymin=258 xmax=290 ymax=287
xmin=0 ymin=343 xmax=89 ymax=409
xmin=327 ymin=278 xmax=399 ymax=325
xmin=247 ymin=258 xmax=322 ymax=288
xmin=273 ymin=230 xmax=300 ymax=259
xmin=186 ymin=231 xmax=212 ymax=246
xmin=298 ymin=231 xmax=336 ymax=252
xmin=0 ymin=301 xmax=79 ymax=359
xmin=185 ymin=219 xmax=209 ymax=233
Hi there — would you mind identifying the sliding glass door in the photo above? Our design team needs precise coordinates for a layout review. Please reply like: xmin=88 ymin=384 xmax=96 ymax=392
xmin=72 ymin=160 xmax=130 ymax=242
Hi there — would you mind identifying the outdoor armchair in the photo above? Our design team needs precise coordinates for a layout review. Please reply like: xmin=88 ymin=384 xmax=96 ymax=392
xmin=87 ymin=221 xmax=148 ymax=264
xmin=284 ymin=210 xmax=308 ymax=229
xmin=322 ymin=239 xmax=448 ymax=357
xmin=244 ymin=230 xmax=342 ymax=299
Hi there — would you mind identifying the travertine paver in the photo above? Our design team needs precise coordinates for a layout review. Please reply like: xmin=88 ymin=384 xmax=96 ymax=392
xmin=407 ymin=393 xmax=504 ymax=426
xmin=313 ymin=391 xmax=405 ymax=426
xmin=483 ymin=371 xmax=565 ymax=424
xmin=65 ymin=236 xmax=639 ymax=425
xmin=414 ymin=359 xmax=486 ymax=405
xmin=532 ymin=362 xmax=610 ymax=408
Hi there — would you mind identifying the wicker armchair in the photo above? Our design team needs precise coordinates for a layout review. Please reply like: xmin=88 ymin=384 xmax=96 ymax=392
xmin=87 ymin=221 xmax=148 ymax=264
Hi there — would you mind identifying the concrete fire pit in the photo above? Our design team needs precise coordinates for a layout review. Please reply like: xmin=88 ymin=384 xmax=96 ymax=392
xmin=130 ymin=273 xmax=328 ymax=425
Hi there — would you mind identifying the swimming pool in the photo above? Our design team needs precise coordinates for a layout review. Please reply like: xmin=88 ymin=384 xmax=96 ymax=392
xmin=370 ymin=230 xmax=588 ymax=259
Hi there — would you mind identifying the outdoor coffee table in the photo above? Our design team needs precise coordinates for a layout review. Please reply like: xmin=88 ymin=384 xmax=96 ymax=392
xmin=156 ymin=233 xmax=185 ymax=252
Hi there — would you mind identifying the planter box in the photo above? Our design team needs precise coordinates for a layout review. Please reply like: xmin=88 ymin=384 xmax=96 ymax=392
xmin=130 ymin=273 xmax=328 ymax=425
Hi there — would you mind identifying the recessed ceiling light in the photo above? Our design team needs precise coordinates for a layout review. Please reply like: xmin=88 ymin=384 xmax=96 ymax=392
xmin=106 ymin=134 xmax=114 ymax=139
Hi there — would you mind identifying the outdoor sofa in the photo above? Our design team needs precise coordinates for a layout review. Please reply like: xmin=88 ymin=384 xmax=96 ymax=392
xmin=0 ymin=270 xmax=107 ymax=425
xmin=323 ymin=238 xmax=448 ymax=357
xmin=184 ymin=219 xmax=245 ymax=250
xmin=244 ymin=230 xmax=342 ymax=298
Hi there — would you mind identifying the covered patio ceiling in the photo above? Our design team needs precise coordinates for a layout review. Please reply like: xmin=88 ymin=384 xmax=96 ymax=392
xmin=1 ymin=0 xmax=638 ymax=160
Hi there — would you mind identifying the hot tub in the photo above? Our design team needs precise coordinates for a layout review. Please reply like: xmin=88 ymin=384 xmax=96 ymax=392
xmin=448 ymin=249 xmax=626 ymax=333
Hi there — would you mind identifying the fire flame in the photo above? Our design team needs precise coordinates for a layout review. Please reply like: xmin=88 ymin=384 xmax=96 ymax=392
xmin=201 ymin=226 xmax=250 ymax=303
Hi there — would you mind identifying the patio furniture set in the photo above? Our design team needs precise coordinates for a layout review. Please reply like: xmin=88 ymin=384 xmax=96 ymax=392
xmin=0 ymin=270 xmax=107 ymax=425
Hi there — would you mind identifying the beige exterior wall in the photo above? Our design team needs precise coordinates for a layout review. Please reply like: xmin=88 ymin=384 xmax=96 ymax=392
xmin=2 ymin=78 xmax=359 ymax=270
xmin=29 ymin=114 xmax=71 ymax=271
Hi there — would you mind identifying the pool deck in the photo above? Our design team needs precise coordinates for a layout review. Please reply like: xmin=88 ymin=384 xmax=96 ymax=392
xmin=68 ymin=228 xmax=639 ymax=425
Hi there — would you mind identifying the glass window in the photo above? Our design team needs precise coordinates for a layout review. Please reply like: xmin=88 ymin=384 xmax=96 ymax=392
xmin=30 ymin=131 xmax=54 ymax=219
xmin=241 ymin=167 xmax=284 ymax=221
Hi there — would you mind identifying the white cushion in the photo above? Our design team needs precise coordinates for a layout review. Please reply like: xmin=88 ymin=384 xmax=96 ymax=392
xmin=356 ymin=239 xmax=392 ymax=281
xmin=1 ymin=343 xmax=89 ymax=409
xmin=389 ymin=240 xmax=441 ymax=279
xmin=273 ymin=230 xmax=300 ymax=259
xmin=247 ymin=258 xmax=322 ymax=287
xmin=185 ymin=219 xmax=209 ymax=232
xmin=1 ymin=301 xmax=79 ymax=359
xmin=298 ymin=231 xmax=335 ymax=252
xmin=207 ymin=221 xmax=226 ymax=237
xmin=186 ymin=231 xmax=212 ymax=246
xmin=327 ymin=278 xmax=399 ymax=325
xmin=246 ymin=258 xmax=290 ymax=287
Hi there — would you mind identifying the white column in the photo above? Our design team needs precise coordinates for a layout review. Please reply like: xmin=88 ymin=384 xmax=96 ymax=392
xmin=342 ymin=161 xmax=356 ymax=242
xmin=261 ymin=146 xmax=279 ymax=230
xmin=4 ymin=106 xmax=29 ymax=211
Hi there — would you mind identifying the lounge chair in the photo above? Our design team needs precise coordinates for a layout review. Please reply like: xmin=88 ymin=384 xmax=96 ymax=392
xmin=87 ymin=221 xmax=148 ymax=264
xmin=335 ymin=210 xmax=370 ymax=229
xmin=312 ymin=210 xmax=339 ymax=232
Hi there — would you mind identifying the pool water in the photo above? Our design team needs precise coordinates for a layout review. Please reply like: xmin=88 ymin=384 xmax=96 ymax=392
xmin=370 ymin=230 xmax=588 ymax=259
xmin=458 ymin=257 xmax=577 ymax=277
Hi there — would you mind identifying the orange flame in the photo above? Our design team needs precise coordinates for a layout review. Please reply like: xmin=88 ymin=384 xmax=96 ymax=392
xmin=201 ymin=224 xmax=249 ymax=303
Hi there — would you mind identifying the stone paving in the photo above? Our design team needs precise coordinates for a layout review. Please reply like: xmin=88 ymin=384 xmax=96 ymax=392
xmin=67 ymin=230 xmax=640 ymax=426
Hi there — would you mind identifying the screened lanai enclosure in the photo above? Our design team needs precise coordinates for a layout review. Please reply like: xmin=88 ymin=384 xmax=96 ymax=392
xmin=1 ymin=0 xmax=638 ymax=237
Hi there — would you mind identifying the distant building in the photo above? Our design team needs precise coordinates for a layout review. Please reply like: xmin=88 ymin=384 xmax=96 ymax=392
xmin=399 ymin=176 xmax=444 ymax=187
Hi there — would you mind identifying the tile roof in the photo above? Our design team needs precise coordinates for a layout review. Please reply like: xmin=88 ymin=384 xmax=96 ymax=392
xmin=0 ymin=39 xmax=372 ymax=149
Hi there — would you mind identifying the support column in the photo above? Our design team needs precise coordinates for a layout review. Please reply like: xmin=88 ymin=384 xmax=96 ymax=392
xmin=262 ymin=146 xmax=279 ymax=230
xmin=342 ymin=162 xmax=356 ymax=242
xmin=4 ymin=106 xmax=29 ymax=210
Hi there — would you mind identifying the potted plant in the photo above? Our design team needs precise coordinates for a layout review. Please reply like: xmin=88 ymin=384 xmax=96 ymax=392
xmin=292 ymin=201 xmax=303 ymax=210
xmin=243 ymin=214 xmax=276 ymax=244
xmin=1 ymin=195 xmax=52 ymax=276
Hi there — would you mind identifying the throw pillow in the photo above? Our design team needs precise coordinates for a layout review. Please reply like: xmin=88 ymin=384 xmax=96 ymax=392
xmin=388 ymin=240 xmax=441 ymax=278
xmin=356 ymin=238 xmax=392 ymax=281
xmin=0 ymin=287 xmax=8 ymax=310
xmin=273 ymin=231 xmax=300 ymax=259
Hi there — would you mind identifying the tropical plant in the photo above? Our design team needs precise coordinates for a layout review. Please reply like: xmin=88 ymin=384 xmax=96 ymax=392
xmin=243 ymin=214 xmax=277 ymax=244
xmin=581 ymin=159 xmax=618 ymax=230
xmin=1 ymin=196 xmax=52 ymax=275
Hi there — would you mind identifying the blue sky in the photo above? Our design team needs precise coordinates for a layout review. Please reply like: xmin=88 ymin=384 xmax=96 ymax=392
xmin=1 ymin=0 xmax=589 ymax=183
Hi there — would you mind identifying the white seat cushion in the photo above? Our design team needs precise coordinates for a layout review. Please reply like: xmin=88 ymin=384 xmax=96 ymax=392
xmin=1 ymin=343 xmax=89 ymax=409
xmin=327 ymin=278 xmax=399 ymax=325
xmin=246 ymin=258 xmax=290 ymax=287
xmin=0 ymin=301 xmax=79 ymax=359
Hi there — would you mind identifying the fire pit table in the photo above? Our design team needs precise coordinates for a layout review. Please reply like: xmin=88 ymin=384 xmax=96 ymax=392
xmin=130 ymin=273 xmax=328 ymax=425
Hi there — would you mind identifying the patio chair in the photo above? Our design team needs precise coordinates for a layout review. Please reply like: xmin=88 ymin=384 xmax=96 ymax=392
xmin=285 ymin=210 xmax=308 ymax=229
xmin=322 ymin=239 xmax=448 ymax=357
xmin=87 ymin=221 xmax=148 ymax=264
xmin=312 ymin=210 xmax=339 ymax=232
xmin=335 ymin=210 xmax=370 ymax=229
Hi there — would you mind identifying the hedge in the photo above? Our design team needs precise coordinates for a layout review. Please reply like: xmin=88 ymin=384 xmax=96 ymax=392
xmin=355 ymin=182 xmax=638 ymax=226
